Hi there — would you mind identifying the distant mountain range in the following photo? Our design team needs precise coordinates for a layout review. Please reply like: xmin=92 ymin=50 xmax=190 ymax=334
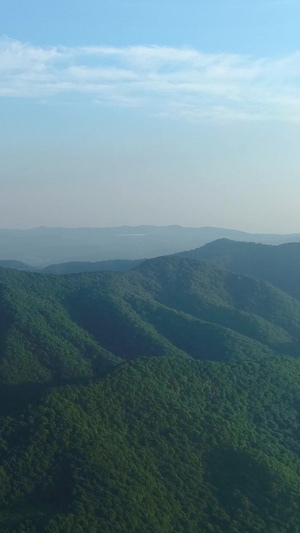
xmin=1 ymin=225 xmax=300 ymax=266
xmin=0 ymin=259 xmax=143 ymax=275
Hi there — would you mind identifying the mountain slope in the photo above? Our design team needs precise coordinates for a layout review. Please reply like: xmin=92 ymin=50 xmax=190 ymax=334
xmin=1 ymin=255 xmax=300 ymax=385
xmin=41 ymin=259 xmax=143 ymax=275
xmin=179 ymin=239 xmax=300 ymax=300
xmin=0 ymin=256 xmax=300 ymax=531
xmin=0 ymin=269 xmax=119 ymax=384
xmin=0 ymin=356 xmax=300 ymax=532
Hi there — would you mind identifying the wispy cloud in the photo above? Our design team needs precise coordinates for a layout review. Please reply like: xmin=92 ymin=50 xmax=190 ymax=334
xmin=1 ymin=37 xmax=300 ymax=122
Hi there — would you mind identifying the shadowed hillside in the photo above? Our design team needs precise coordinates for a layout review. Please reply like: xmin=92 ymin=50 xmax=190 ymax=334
xmin=179 ymin=238 xmax=300 ymax=300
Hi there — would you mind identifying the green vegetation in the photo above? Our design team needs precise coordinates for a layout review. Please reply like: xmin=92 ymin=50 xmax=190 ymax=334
xmin=0 ymin=251 xmax=300 ymax=531
xmin=179 ymin=238 xmax=300 ymax=300
xmin=1 ymin=356 xmax=300 ymax=532
xmin=41 ymin=259 xmax=143 ymax=275
xmin=2 ymin=255 xmax=300 ymax=384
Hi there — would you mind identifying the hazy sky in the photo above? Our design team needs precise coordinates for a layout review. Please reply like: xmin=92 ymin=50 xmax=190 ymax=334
xmin=1 ymin=0 xmax=300 ymax=232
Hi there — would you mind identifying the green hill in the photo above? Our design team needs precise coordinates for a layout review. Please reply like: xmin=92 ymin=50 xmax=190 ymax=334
xmin=1 ymin=356 xmax=300 ymax=532
xmin=1 ymin=255 xmax=300 ymax=531
xmin=40 ymin=259 xmax=143 ymax=275
xmin=179 ymin=238 xmax=300 ymax=300
xmin=0 ymin=269 xmax=119 ymax=385
xmin=1 ymin=256 xmax=300 ymax=385
xmin=0 ymin=260 xmax=32 ymax=271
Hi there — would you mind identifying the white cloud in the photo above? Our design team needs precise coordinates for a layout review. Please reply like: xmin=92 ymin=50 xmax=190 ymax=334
xmin=1 ymin=37 xmax=300 ymax=122
xmin=0 ymin=37 xmax=60 ymax=72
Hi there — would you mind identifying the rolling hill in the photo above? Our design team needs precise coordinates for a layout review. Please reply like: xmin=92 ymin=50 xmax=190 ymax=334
xmin=1 ymin=255 xmax=300 ymax=385
xmin=0 ymin=253 xmax=300 ymax=531
xmin=179 ymin=238 xmax=300 ymax=300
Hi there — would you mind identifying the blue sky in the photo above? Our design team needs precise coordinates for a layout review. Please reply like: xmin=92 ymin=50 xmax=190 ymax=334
xmin=1 ymin=0 xmax=300 ymax=231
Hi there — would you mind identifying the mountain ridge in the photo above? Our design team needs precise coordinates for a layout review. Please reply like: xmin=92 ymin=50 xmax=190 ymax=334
xmin=178 ymin=238 xmax=300 ymax=300
xmin=1 ymin=253 xmax=300 ymax=385
xmin=1 ymin=225 xmax=300 ymax=266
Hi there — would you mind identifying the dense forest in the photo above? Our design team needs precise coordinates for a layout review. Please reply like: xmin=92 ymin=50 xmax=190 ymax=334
xmin=1 ymin=242 xmax=300 ymax=531
xmin=179 ymin=238 xmax=300 ymax=300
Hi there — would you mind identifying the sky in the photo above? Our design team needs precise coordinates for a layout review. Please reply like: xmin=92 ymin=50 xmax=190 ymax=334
xmin=1 ymin=0 xmax=300 ymax=232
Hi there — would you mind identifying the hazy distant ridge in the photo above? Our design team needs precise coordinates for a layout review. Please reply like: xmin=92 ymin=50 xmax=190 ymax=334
xmin=1 ymin=225 xmax=300 ymax=266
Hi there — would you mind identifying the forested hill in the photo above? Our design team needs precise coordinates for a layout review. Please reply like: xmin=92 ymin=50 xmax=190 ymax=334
xmin=1 ymin=255 xmax=300 ymax=531
xmin=0 ymin=259 xmax=143 ymax=275
xmin=1 ymin=256 xmax=300 ymax=385
xmin=41 ymin=258 xmax=143 ymax=274
xmin=2 ymin=356 xmax=300 ymax=532
xmin=0 ymin=260 xmax=32 ymax=271
xmin=178 ymin=238 xmax=300 ymax=300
